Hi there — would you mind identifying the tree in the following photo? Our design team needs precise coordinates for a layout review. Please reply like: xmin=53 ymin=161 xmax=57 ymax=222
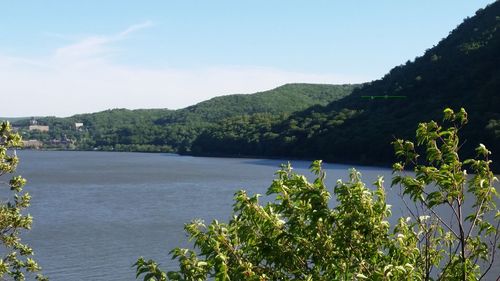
xmin=135 ymin=108 xmax=499 ymax=280
xmin=0 ymin=122 xmax=46 ymax=281
xmin=392 ymin=108 xmax=499 ymax=280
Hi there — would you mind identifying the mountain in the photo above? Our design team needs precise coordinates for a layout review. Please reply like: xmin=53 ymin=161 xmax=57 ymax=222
xmin=192 ymin=2 xmax=500 ymax=170
xmin=154 ymin=83 xmax=358 ymax=124
xmin=11 ymin=83 xmax=358 ymax=152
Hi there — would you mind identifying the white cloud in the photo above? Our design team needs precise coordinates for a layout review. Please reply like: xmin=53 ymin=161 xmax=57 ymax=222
xmin=118 ymin=20 xmax=153 ymax=38
xmin=1 ymin=22 xmax=368 ymax=117
xmin=53 ymin=20 xmax=153 ymax=66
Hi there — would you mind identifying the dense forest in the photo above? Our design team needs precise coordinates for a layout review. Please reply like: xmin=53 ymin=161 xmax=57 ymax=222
xmin=192 ymin=1 xmax=500 ymax=171
xmin=12 ymin=84 xmax=357 ymax=152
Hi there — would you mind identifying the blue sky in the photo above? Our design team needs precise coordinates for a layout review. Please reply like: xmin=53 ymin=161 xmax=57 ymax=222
xmin=0 ymin=1 xmax=494 ymax=116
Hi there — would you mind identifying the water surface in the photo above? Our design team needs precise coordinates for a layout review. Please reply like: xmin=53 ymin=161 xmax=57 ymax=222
xmin=8 ymin=151 xmax=498 ymax=280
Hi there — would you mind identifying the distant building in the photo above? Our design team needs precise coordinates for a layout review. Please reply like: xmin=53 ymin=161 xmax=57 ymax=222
xmin=22 ymin=139 xmax=43 ymax=149
xmin=28 ymin=117 xmax=49 ymax=132
xmin=75 ymin=122 xmax=84 ymax=130
xmin=28 ymin=125 xmax=49 ymax=132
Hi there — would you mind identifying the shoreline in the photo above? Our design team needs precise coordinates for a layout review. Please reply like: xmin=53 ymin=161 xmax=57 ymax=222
xmin=17 ymin=147 xmax=394 ymax=170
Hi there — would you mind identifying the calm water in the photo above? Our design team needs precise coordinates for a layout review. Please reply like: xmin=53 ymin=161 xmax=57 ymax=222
xmin=6 ymin=151 xmax=499 ymax=280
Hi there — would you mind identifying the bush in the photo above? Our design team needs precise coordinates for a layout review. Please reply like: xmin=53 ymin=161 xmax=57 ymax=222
xmin=0 ymin=122 xmax=46 ymax=281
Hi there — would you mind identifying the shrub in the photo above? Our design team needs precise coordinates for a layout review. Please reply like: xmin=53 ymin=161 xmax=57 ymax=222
xmin=0 ymin=122 xmax=46 ymax=281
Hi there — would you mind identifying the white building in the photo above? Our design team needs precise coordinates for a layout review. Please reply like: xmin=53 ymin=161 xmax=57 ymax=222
xmin=28 ymin=125 xmax=49 ymax=132
xmin=75 ymin=123 xmax=84 ymax=130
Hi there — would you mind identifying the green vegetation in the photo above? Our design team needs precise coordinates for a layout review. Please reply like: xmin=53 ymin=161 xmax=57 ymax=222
xmin=0 ymin=122 xmax=46 ymax=281
xmin=173 ymin=83 xmax=357 ymax=123
xmin=12 ymin=83 xmax=357 ymax=153
xmin=191 ymin=2 xmax=500 ymax=172
xmin=135 ymin=109 xmax=499 ymax=280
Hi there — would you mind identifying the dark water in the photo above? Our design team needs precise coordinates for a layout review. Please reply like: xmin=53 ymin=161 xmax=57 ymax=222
xmin=6 ymin=151 xmax=499 ymax=280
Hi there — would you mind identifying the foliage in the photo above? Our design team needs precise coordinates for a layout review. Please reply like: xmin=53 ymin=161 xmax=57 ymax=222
xmin=0 ymin=122 xmax=46 ymax=281
xmin=134 ymin=108 xmax=499 ymax=280
xmin=135 ymin=162 xmax=417 ymax=281
xmin=192 ymin=108 xmax=361 ymax=158
xmin=191 ymin=113 xmax=290 ymax=156
xmin=170 ymin=83 xmax=357 ymax=124
xmin=392 ymin=108 xmax=499 ymax=280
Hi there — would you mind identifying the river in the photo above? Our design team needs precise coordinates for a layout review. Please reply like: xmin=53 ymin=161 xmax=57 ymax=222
xmin=6 ymin=150 xmax=498 ymax=280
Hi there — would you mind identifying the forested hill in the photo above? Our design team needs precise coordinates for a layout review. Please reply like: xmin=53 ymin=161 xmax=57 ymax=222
xmin=192 ymin=2 xmax=500 ymax=170
xmin=12 ymin=83 xmax=357 ymax=152
xmin=153 ymin=83 xmax=357 ymax=124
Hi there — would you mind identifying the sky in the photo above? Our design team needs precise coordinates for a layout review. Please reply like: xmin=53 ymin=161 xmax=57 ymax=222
xmin=0 ymin=1 xmax=495 ymax=117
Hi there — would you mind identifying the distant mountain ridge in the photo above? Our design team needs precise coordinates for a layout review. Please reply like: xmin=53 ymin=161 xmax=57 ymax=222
xmin=10 ymin=83 xmax=358 ymax=152
xmin=154 ymin=83 xmax=358 ymax=124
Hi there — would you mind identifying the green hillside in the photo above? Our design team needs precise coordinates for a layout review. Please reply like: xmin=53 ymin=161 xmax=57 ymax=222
xmin=153 ymin=83 xmax=357 ymax=124
xmin=12 ymin=83 xmax=357 ymax=152
xmin=192 ymin=2 xmax=500 ymax=170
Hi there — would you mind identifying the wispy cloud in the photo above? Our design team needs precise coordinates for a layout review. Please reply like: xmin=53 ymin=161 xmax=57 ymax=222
xmin=118 ymin=20 xmax=153 ymax=38
xmin=0 ymin=21 xmax=368 ymax=117
xmin=53 ymin=20 xmax=154 ymax=65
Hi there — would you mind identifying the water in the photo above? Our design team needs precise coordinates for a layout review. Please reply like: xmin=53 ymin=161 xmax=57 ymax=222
xmin=4 ymin=150 xmax=498 ymax=280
